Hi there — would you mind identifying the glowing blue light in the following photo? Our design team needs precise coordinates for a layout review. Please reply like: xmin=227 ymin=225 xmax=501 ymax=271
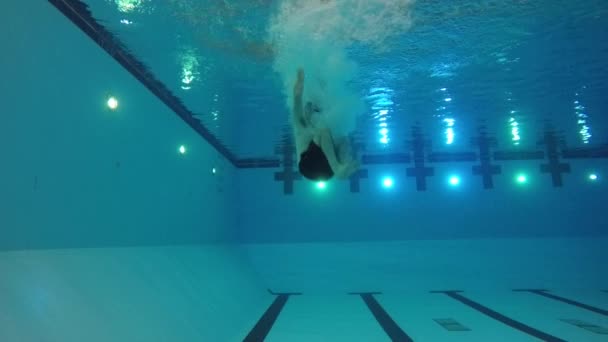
xmin=379 ymin=128 xmax=389 ymax=135
xmin=446 ymin=128 xmax=454 ymax=145
xmin=379 ymin=122 xmax=387 ymax=127
xmin=510 ymin=117 xmax=521 ymax=143
xmin=449 ymin=176 xmax=460 ymax=186
xmin=589 ymin=173 xmax=598 ymax=181
xmin=369 ymin=87 xmax=389 ymax=94
xmin=316 ymin=182 xmax=327 ymax=190
xmin=380 ymin=136 xmax=389 ymax=144
xmin=444 ymin=97 xmax=452 ymax=102
xmin=440 ymin=88 xmax=447 ymax=91
xmin=376 ymin=99 xmax=394 ymax=106
xmin=379 ymin=109 xmax=389 ymax=115
xmin=516 ymin=174 xmax=527 ymax=184
xmin=179 ymin=145 xmax=186 ymax=154
xmin=443 ymin=118 xmax=455 ymax=145
xmin=382 ymin=177 xmax=394 ymax=188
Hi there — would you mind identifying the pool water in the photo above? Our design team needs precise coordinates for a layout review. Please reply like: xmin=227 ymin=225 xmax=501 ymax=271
xmin=1 ymin=0 xmax=607 ymax=341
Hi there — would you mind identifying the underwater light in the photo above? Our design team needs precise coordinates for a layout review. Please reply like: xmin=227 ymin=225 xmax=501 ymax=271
xmin=382 ymin=177 xmax=394 ymax=188
xmin=212 ymin=168 xmax=217 ymax=174
xmin=107 ymin=96 xmax=118 ymax=110
xmin=449 ymin=176 xmax=460 ymax=186
xmin=516 ymin=174 xmax=528 ymax=184
xmin=316 ymin=182 xmax=327 ymax=190
xmin=446 ymin=127 xmax=454 ymax=145
xmin=178 ymin=145 xmax=187 ymax=154
xmin=589 ymin=173 xmax=598 ymax=181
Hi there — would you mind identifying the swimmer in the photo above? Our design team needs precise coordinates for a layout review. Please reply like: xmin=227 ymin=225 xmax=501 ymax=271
xmin=292 ymin=68 xmax=359 ymax=180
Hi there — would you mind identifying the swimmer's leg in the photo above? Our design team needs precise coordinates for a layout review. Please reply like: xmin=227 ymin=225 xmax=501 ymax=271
xmin=335 ymin=137 xmax=354 ymax=164
xmin=304 ymin=102 xmax=315 ymax=127
xmin=318 ymin=129 xmax=359 ymax=179
xmin=293 ymin=69 xmax=307 ymax=128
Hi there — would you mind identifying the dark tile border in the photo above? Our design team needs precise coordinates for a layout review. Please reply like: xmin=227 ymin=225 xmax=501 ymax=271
xmin=432 ymin=290 xmax=565 ymax=342
xmin=514 ymin=289 xmax=608 ymax=316
xmin=243 ymin=289 xmax=302 ymax=341
xmin=349 ymin=292 xmax=413 ymax=342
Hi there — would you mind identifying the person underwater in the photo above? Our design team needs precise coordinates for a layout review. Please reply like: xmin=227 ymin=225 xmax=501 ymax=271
xmin=291 ymin=68 xmax=359 ymax=181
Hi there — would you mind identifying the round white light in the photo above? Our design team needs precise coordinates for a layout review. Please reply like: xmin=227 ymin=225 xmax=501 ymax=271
xmin=107 ymin=97 xmax=118 ymax=110
xmin=449 ymin=176 xmax=460 ymax=186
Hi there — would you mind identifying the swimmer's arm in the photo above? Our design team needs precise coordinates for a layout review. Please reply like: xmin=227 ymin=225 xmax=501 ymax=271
xmin=293 ymin=69 xmax=308 ymax=129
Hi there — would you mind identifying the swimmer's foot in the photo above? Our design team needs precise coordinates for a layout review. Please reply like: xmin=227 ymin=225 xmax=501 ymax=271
xmin=337 ymin=159 xmax=359 ymax=179
xmin=336 ymin=138 xmax=353 ymax=164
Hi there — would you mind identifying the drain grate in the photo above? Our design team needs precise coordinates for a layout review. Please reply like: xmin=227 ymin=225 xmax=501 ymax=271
xmin=561 ymin=319 xmax=608 ymax=334
xmin=434 ymin=318 xmax=471 ymax=331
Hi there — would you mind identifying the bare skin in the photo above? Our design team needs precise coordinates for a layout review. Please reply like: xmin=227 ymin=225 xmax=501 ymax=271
xmin=293 ymin=68 xmax=359 ymax=179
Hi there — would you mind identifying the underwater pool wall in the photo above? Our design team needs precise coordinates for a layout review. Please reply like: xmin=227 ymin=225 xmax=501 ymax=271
xmin=235 ymin=156 xmax=608 ymax=243
xmin=0 ymin=2 xmax=273 ymax=340
xmin=0 ymin=0 xmax=238 ymax=249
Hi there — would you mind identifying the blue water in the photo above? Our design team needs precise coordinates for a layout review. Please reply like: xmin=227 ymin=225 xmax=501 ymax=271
xmin=85 ymin=0 xmax=608 ymax=157
xmin=1 ymin=1 xmax=608 ymax=341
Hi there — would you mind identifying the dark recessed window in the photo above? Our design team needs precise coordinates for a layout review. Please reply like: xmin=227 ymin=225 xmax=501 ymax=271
xmin=434 ymin=318 xmax=471 ymax=331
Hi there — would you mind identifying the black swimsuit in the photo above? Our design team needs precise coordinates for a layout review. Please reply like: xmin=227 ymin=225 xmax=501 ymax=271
xmin=298 ymin=141 xmax=334 ymax=178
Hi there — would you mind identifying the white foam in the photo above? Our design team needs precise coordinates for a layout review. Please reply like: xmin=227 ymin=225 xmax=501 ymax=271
xmin=268 ymin=0 xmax=415 ymax=137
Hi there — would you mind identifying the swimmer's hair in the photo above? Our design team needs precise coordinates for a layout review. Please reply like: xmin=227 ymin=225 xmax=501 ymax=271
xmin=299 ymin=152 xmax=334 ymax=181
